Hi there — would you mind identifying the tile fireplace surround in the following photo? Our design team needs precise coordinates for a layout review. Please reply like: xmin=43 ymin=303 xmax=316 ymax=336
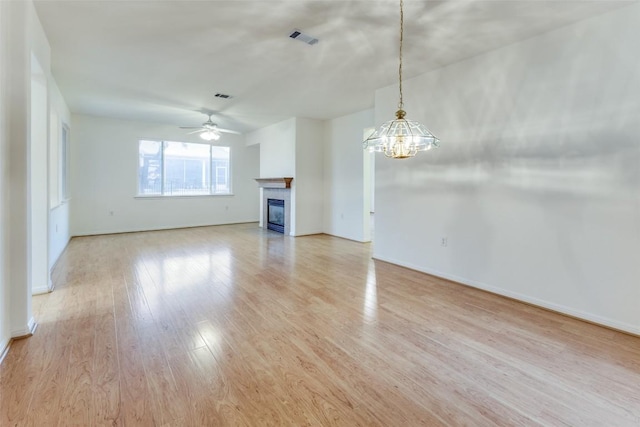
xmin=255 ymin=178 xmax=293 ymax=236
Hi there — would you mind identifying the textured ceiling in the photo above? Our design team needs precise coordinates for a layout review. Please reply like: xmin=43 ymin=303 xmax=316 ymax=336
xmin=34 ymin=0 xmax=630 ymax=133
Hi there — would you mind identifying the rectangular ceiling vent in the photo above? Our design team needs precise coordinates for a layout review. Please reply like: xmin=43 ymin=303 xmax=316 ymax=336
xmin=214 ymin=93 xmax=232 ymax=99
xmin=289 ymin=29 xmax=319 ymax=46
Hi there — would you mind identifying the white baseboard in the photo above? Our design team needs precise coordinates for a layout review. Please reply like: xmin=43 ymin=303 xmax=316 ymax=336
xmin=372 ymin=255 xmax=640 ymax=336
xmin=72 ymin=220 xmax=259 ymax=237
xmin=11 ymin=316 xmax=38 ymax=339
xmin=324 ymin=231 xmax=370 ymax=244
xmin=27 ymin=317 xmax=37 ymax=335
xmin=0 ymin=337 xmax=10 ymax=364
xmin=32 ymin=284 xmax=50 ymax=295
xmin=2 ymin=317 xmax=37 ymax=364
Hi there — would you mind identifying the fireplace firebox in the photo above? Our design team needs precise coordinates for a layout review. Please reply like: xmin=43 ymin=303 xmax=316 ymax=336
xmin=267 ymin=199 xmax=285 ymax=233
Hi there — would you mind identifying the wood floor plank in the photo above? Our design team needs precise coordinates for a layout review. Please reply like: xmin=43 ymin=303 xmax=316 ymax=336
xmin=92 ymin=311 xmax=122 ymax=426
xmin=55 ymin=339 xmax=93 ymax=426
xmin=0 ymin=339 xmax=43 ymax=425
xmin=25 ymin=342 xmax=71 ymax=426
xmin=136 ymin=324 xmax=189 ymax=426
xmin=115 ymin=315 xmax=155 ymax=426
xmin=1 ymin=223 xmax=639 ymax=426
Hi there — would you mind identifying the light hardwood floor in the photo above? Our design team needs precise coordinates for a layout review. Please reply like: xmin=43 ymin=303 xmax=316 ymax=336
xmin=1 ymin=223 xmax=639 ymax=426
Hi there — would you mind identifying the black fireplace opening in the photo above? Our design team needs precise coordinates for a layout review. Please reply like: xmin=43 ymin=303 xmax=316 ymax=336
xmin=267 ymin=198 xmax=285 ymax=233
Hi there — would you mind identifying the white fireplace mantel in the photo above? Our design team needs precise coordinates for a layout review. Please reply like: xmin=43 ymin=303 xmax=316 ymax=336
xmin=255 ymin=177 xmax=293 ymax=189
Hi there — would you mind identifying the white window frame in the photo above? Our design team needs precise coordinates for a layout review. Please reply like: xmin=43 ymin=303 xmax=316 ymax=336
xmin=60 ymin=123 xmax=70 ymax=202
xmin=136 ymin=139 xmax=232 ymax=197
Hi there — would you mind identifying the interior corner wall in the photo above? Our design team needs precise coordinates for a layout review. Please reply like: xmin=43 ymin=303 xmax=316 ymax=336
xmin=10 ymin=0 xmax=33 ymax=336
xmin=70 ymin=114 xmax=259 ymax=236
xmin=293 ymin=117 xmax=324 ymax=236
xmin=0 ymin=0 xmax=10 ymax=354
xmin=324 ymin=109 xmax=373 ymax=242
xmin=248 ymin=117 xmax=326 ymax=237
xmin=0 ymin=0 xmax=48 ymax=345
xmin=373 ymin=4 xmax=640 ymax=334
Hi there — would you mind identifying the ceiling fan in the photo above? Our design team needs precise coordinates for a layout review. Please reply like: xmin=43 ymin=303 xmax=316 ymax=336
xmin=180 ymin=113 xmax=240 ymax=141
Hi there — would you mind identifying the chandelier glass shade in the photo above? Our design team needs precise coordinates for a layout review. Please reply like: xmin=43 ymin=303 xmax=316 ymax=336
xmin=364 ymin=109 xmax=440 ymax=159
xmin=363 ymin=0 xmax=440 ymax=159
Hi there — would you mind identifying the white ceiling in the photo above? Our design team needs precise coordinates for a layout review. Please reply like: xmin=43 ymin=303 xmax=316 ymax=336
xmin=34 ymin=0 xmax=630 ymax=133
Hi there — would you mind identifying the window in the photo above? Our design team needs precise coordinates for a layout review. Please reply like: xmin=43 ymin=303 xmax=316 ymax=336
xmin=48 ymin=115 xmax=70 ymax=208
xmin=138 ymin=140 xmax=231 ymax=196
xmin=49 ymin=112 xmax=60 ymax=207
xmin=61 ymin=124 xmax=70 ymax=201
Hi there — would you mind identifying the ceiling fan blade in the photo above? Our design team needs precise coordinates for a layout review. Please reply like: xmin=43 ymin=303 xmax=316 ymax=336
xmin=179 ymin=111 xmax=241 ymax=136
xmin=187 ymin=129 xmax=207 ymax=135
xmin=217 ymin=127 xmax=241 ymax=135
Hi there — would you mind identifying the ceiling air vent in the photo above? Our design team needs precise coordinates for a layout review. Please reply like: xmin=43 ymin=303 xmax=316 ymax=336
xmin=215 ymin=93 xmax=232 ymax=99
xmin=289 ymin=29 xmax=319 ymax=46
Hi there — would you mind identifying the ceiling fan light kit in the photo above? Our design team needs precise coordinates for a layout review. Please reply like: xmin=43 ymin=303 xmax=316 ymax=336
xmin=200 ymin=130 xmax=221 ymax=141
xmin=179 ymin=112 xmax=240 ymax=141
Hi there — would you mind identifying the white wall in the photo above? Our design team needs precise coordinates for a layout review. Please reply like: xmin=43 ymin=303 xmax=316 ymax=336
xmin=28 ymin=1 xmax=53 ymax=291
xmin=373 ymin=4 xmax=640 ymax=334
xmin=8 ymin=0 xmax=34 ymax=338
xmin=71 ymin=114 xmax=260 ymax=236
xmin=49 ymin=203 xmax=69 ymax=269
xmin=48 ymin=79 xmax=71 ymax=272
xmin=294 ymin=117 xmax=325 ymax=236
xmin=249 ymin=117 xmax=296 ymax=177
xmin=30 ymin=55 xmax=49 ymax=295
xmin=324 ymin=109 xmax=373 ymax=242
xmin=0 ymin=0 xmax=10 ymax=357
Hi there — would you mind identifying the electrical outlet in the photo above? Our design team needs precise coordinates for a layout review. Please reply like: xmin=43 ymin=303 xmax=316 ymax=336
xmin=441 ymin=237 xmax=448 ymax=247
xmin=109 ymin=210 xmax=114 ymax=216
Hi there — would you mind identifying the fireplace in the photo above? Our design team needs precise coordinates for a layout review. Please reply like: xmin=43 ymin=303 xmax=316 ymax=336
xmin=267 ymin=199 xmax=285 ymax=233
xmin=256 ymin=178 xmax=292 ymax=236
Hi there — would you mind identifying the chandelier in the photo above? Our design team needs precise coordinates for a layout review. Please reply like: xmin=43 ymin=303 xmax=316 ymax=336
xmin=363 ymin=0 xmax=440 ymax=159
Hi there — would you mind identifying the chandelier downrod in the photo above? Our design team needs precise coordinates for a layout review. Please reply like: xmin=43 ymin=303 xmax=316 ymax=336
xmin=398 ymin=0 xmax=404 ymax=111
xmin=362 ymin=0 xmax=441 ymax=159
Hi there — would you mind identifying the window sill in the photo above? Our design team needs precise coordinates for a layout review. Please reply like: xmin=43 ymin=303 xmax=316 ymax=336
xmin=135 ymin=194 xmax=234 ymax=200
